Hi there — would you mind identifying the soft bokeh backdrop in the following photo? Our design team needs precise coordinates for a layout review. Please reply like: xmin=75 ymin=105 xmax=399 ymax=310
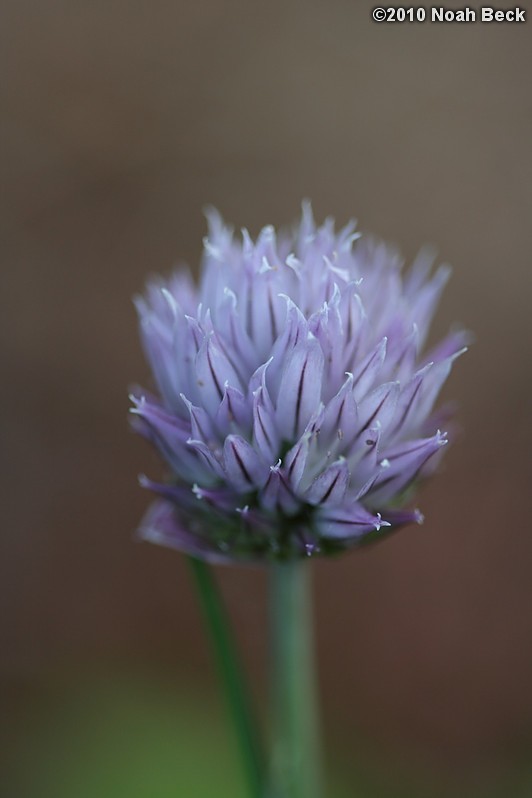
xmin=1 ymin=2 xmax=531 ymax=796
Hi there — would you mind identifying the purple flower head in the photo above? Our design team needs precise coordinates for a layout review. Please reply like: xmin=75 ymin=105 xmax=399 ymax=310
xmin=131 ymin=204 xmax=467 ymax=563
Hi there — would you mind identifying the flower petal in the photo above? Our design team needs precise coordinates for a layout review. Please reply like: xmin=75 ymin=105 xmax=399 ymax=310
xmin=249 ymin=273 xmax=288 ymax=360
xmin=259 ymin=463 xmax=300 ymax=515
xmin=316 ymin=502 xmax=390 ymax=540
xmin=276 ymin=335 xmax=324 ymax=441
xmin=215 ymin=384 xmax=251 ymax=436
xmin=212 ymin=288 xmax=257 ymax=375
xmin=407 ymin=264 xmax=451 ymax=347
xmin=223 ymin=434 xmax=269 ymax=490
xmin=252 ymin=385 xmax=280 ymax=464
xmin=320 ymin=373 xmax=358 ymax=452
xmin=352 ymin=337 xmax=388 ymax=400
xmin=367 ymin=431 xmax=448 ymax=503
xmin=383 ymin=508 xmax=425 ymax=526
xmin=129 ymin=394 xmax=212 ymax=482
xmin=283 ymin=433 xmax=311 ymax=491
xmin=389 ymin=351 xmax=465 ymax=439
xmin=267 ymin=298 xmax=308 ymax=398
xmin=196 ymin=334 xmax=244 ymax=416
xmin=186 ymin=438 xmax=225 ymax=480
xmin=308 ymin=287 xmax=345 ymax=393
xmin=138 ymin=475 xmax=197 ymax=510
xmin=339 ymin=286 xmax=367 ymax=367
xmin=305 ymin=458 xmax=350 ymax=506
xmin=136 ymin=312 xmax=182 ymax=411
xmin=137 ymin=500 xmax=233 ymax=564
xmin=180 ymin=393 xmax=215 ymax=445
xmin=356 ymin=380 xmax=399 ymax=441
xmin=422 ymin=328 xmax=471 ymax=366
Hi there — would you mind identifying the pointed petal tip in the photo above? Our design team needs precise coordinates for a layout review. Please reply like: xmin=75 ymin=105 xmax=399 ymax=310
xmin=128 ymin=396 xmax=142 ymax=413
xmin=202 ymin=203 xmax=219 ymax=219
xmin=453 ymin=345 xmax=469 ymax=360
xmin=132 ymin=294 xmax=147 ymax=316
xmin=285 ymin=253 xmax=301 ymax=272
xmin=436 ymin=429 xmax=449 ymax=446
xmin=277 ymin=293 xmax=304 ymax=315
xmin=375 ymin=513 xmax=392 ymax=530
xmin=136 ymin=524 xmax=161 ymax=545
xmin=223 ymin=286 xmax=237 ymax=306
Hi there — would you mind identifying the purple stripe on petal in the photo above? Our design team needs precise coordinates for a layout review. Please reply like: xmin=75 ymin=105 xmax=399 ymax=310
xmin=368 ymin=431 xmax=448 ymax=503
xmin=180 ymin=393 xmax=215 ymax=445
xmin=196 ymin=334 xmax=243 ymax=416
xmin=137 ymin=500 xmax=233 ymax=564
xmin=352 ymin=337 xmax=387 ymax=400
xmin=339 ymin=286 xmax=366 ymax=366
xmin=248 ymin=357 xmax=273 ymax=399
xmin=137 ymin=315 xmax=182 ymax=411
xmin=215 ymin=384 xmax=251 ymax=436
xmin=259 ymin=464 xmax=300 ymax=515
xmin=223 ymin=434 xmax=269 ymax=491
xmin=320 ymin=373 xmax=358 ymax=451
xmin=276 ymin=335 xmax=324 ymax=441
xmin=390 ymin=350 xmax=466 ymax=439
xmin=213 ymin=289 xmax=258 ymax=373
xmin=387 ymin=364 xmax=431 ymax=439
xmin=252 ymin=386 xmax=280 ymax=464
xmin=249 ymin=272 xmax=288 ymax=360
xmin=138 ymin=475 xmax=197 ymax=510
xmin=186 ymin=438 xmax=225 ymax=480
xmin=414 ymin=349 xmax=468 ymax=430
xmin=283 ymin=433 xmax=311 ymax=491
xmin=316 ymin=502 xmax=390 ymax=540
xmin=267 ymin=298 xmax=309 ymax=398
xmin=347 ymin=421 xmax=382 ymax=486
xmin=305 ymin=459 xmax=350 ymax=506
xmin=130 ymin=394 xmax=212 ymax=482
xmin=356 ymin=381 xmax=399 ymax=440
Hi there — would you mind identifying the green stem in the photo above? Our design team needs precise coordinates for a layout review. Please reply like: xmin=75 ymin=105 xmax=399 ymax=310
xmin=188 ymin=556 xmax=265 ymax=798
xmin=269 ymin=560 xmax=322 ymax=798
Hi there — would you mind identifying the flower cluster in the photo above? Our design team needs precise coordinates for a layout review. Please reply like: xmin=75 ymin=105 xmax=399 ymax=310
xmin=131 ymin=205 xmax=466 ymax=562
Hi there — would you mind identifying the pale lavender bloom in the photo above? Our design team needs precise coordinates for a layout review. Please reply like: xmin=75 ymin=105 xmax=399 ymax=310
xmin=130 ymin=204 xmax=467 ymax=562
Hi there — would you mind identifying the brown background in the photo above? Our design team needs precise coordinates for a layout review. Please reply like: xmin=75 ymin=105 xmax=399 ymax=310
xmin=1 ymin=1 xmax=532 ymax=796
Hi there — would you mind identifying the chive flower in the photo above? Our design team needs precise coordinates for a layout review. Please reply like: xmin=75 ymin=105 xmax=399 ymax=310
xmin=131 ymin=204 xmax=466 ymax=562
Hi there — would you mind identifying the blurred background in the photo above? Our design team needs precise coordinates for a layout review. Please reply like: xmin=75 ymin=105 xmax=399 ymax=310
xmin=1 ymin=1 xmax=531 ymax=796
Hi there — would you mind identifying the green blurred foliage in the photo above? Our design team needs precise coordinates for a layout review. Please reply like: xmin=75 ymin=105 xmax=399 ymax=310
xmin=4 ymin=672 xmax=247 ymax=798
xmin=3 ymin=671 xmax=532 ymax=798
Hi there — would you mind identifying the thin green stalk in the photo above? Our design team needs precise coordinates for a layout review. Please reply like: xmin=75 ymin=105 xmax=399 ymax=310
xmin=188 ymin=556 xmax=265 ymax=798
xmin=269 ymin=559 xmax=322 ymax=798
